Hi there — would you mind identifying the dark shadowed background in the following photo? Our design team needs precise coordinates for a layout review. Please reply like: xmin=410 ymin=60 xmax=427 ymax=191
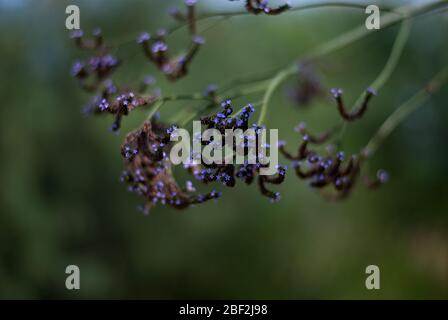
xmin=0 ymin=0 xmax=447 ymax=299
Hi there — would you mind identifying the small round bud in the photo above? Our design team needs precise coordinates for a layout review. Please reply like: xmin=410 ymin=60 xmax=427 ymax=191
xmin=377 ymin=170 xmax=389 ymax=183
xmin=330 ymin=88 xmax=343 ymax=98
xmin=137 ymin=32 xmax=151 ymax=44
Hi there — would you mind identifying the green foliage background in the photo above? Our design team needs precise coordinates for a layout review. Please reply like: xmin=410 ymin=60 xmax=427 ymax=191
xmin=0 ymin=0 xmax=447 ymax=299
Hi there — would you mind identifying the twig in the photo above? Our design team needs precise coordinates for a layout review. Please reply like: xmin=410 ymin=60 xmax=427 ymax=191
xmin=364 ymin=66 xmax=448 ymax=156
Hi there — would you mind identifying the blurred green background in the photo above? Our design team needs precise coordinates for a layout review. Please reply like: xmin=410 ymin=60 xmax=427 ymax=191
xmin=0 ymin=0 xmax=447 ymax=299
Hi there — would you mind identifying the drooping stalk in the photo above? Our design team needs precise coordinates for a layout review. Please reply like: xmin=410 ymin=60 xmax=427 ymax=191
xmin=336 ymin=19 xmax=412 ymax=144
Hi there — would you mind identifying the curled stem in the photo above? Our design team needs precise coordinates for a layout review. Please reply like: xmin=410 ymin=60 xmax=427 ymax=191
xmin=336 ymin=19 xmax=412 ymax=143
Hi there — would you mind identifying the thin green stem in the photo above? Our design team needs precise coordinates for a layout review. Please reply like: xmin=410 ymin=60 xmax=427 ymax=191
xmin=162 ymin=93 xmax=211 ymax=102
xmin=364 ymin=66 xmax=448 ymax=156
xmin=302 ymin=0 xmax=446 ymax=61
xmin=257 ymin=65 xmax=298 ymax=125
xmin=169 ymin=106 xmax=194 ymax=124
xmin=178 ymin=80 xmax=272 ymax=127
xmin=185 ymin=1 xmax=398 ymax=31
xmin=255 ymin=0 xmax=446 ymax=126
xmin=220 ymin=80 xmax=271 ymax=100
xmin=143 ymin=0 xmax=447 ymax=126
xmin=180 ymin=102 xmax=215 ymax=127
xmin=336 ymin=19 xmax=412 ymax=144
xmin=146 ymin=99 xmax=165 ymax=121
xmin=371 ymin=20 xmax=412 ymax=91
xmin=217 ymin=67 xmax=282 ymax=93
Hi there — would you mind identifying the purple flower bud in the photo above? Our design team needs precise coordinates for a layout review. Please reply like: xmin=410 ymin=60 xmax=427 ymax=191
xmin=335 ymin=178 xmax=343 ymax=187
xmin=185 ymin=0 xmax=197 ymax=6
xmin=294 ymin=122 xmax=306 ymax=132
xmin=137 ymin=32 xmax=151 ymax=44
xmin=308 ymin=154 xmax=319 ymax=163
xmin=92 ymin=28 xmax=102 ymax=37
xmin=168 ymin=5 xmax=180 ymax=15
xmin=278 ymin=140 xmax=286 ymax=147
xmin=330 ymin=88 xmax=343 ymax=98
xmin=377 ymin=169 xmax=389 ymax=183
xmin=152 ymin=41 xmax=168 ymax=53
xmin=206 ymin=84 xmax=218 ymax=95
xmin=101 ymin=54 xmax=118 ymax=68
xmin=104 ymin=80 xmax=117 ymax=95
xmin=71 ymin=61 xmax=85 ymax=76
xmin=320 ymin=159 xmax=333 ymax=169
xmin=193 ymin=35 xmax=206 ymax=45
xmin=271 ymin=192 xmax=281 ymax=203
xmin=70 ymin=29 xmax=83 ymax=39
xmin=157 ymin=29 xmax=167 ymax=38
xmin=143 ymin=75 xmax=156 ymax=86
xmin=167 ymin=126 xmax=176 ymax=135
xmin=98 ymin=98 xmax=109 ymax=111
xmin=367 ymin=87 xmax=378 ymax=96
xmin=111 ymin=122 xmax=119 ymax=131
xmin=277 ymin=166 xmax=287 ymax=176
xmin=186 ymin=180 xmax=196 ymax=192
xmin=220 ymin=99 xmax=231 ymax=108
xmin=292 ymin=160 xmax=301 ymax=168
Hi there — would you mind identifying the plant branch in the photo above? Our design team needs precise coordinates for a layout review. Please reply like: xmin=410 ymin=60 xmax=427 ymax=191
xmin=364 ymin=65 xmax=448 ymax=156
xmin=169 ymin=1 xmax=399 ymax=35
xmin=257 ymin=65 xmax=298 ymax=125
xmin=303 ymin=0 xmax=447 ymax=61
xmin=335 ymin=19 xmax=412 ymax=144
xmin=146 ymin=0 xmax=448 ymax=126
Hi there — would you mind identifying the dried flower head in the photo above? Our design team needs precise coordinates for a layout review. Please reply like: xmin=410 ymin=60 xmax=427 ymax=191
xmin=280 ymin=122 xmax=388 ymax=200
xmin=121 ymin=120 xmax=222 ymax=214
xmin=137 ymin=0 xmax=203 ymax=81
xmin=187 ymin=99 xmax=287 ymax=202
